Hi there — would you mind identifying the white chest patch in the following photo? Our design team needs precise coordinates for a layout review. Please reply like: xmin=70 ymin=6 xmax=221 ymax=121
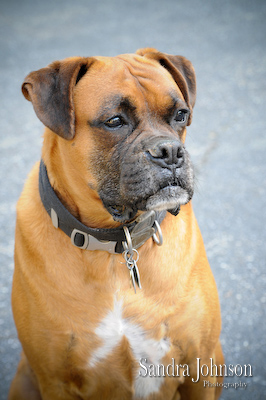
xmin=88 ymin=298 xmax=170 ymax=398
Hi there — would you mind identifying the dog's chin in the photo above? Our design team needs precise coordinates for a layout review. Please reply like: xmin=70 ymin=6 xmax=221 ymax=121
xmin=104 ymin=186 xmax=192 ymax=223
xmin=144 ymin=186 xmax=191 ymax=212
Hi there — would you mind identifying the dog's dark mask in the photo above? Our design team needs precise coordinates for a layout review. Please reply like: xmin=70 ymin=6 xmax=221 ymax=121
xmin=94 ymin=126 xmax=194 ymax=223
xmin=22 ymin=49 xmax=196 ymax=223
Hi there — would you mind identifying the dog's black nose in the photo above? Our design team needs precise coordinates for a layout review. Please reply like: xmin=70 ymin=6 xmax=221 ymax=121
xmin=147 ymin=140 xmax=184 ymax=167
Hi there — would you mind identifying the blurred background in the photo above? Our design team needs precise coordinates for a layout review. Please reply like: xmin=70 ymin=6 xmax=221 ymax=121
xmin=0 ymin=0 xmax=265 ymax=398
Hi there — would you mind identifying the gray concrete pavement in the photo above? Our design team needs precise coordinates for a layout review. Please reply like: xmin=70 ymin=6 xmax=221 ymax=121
xmin=1 ymin=0 xmax=266 ymax=398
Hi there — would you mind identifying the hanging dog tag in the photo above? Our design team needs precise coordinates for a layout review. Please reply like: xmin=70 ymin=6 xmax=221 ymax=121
xmin=131 ymin=259 xmax=142 ymax=291
xmin=128 ymin=261 xmax=141 ymax=293
xmin=122 ymin=249 xmax=141 ymax=293
xmin=129 ymin=267 xmax=137 ymax=293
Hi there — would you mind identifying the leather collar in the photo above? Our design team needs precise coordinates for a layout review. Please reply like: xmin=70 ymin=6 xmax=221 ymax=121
xmin=39 ymin=160 xmax=167 ymax=254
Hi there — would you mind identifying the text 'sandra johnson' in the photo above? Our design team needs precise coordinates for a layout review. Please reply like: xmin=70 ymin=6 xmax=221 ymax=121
xmin=139 ymin=357 xmax=252 ymax=382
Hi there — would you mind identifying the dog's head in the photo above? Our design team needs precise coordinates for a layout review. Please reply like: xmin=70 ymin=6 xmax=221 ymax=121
xmin=22 ymin=48 xmax=196 ymax=223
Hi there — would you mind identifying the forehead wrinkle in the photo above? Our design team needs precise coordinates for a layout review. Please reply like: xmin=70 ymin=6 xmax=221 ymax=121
xmin=121 ymin=59 xmax=188 ymax=116
xmin=96 ymin=94 xmax=137 ymax=117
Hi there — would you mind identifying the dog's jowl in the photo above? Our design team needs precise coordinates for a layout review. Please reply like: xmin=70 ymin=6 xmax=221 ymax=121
xmin=9 ymin=48 xmax=224 ymax=400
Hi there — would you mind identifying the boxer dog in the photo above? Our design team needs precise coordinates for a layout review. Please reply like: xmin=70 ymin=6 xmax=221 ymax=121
xmin=9 ymin=48 xmax=224 ymax=400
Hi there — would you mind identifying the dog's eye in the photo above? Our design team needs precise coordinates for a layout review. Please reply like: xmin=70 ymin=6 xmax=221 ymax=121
xmin=175 ymin=110 xmax=188 ymax=123
xmin=104 ymin=116 xmax=124 ymax=129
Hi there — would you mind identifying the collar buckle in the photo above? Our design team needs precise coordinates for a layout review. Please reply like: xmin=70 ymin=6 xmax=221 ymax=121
xmin=71 ymin=229 xmax=89 ymax=249
xmin=71 ymin=229 xmax=117 ymax=253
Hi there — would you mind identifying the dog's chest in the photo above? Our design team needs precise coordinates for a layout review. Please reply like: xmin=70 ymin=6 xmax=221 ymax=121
xmin=80 ymin=297 xmax=174 ymax=398
xmin=89 ymin=298 xmax=169 ymax=365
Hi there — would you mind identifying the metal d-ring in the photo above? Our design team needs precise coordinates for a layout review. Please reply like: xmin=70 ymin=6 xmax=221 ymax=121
xmin=123 ymin=248 xmax=140 ymax=265
xmin=123 ymin=226 xmax=133 ymax=253
xmin=152 ymin=220 xmax=163 ymax=246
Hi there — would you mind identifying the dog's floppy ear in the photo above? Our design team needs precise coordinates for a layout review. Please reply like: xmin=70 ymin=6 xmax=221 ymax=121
xmin=136 ymin=48 xmax=196 ymax=125
xmin=22 ymin=57 xmax=95 ymax=140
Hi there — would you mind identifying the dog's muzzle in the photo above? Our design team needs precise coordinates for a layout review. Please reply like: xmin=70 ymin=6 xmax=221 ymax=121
xmin=99 ymin=136 xmax=194 ymax=223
